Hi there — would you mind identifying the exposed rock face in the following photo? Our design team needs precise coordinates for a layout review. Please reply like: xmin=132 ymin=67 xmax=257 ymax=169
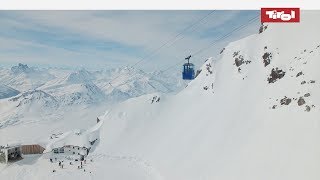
xmin=297 ymin=97 xmax=306 ymax=106
xmin=206 ymin=64 xmax=213 ymax=74
xmin=259 ymin=23 xmax=268 ymax=34
xmin=305 ymin=105 xmax=311 ymax=112
xmin=150 ymin=95 xmax=161 ymax=104
xmin=262 ymin=52 xmax=272 ymax=67
xmin=233 ymin=51 xmax=251 ymax=74
xmin=195 ymin=70 xmax=202 ymax=78
xmin=280 ymin=96 xmax=292 ymax=105
xmin=235 ymin=56 xmax=244 ymax=67
xmin=233 ymin=51 xmax=240 ymax=57
xmin=296 ymin=71 xmax=303 ymax=77
xmin=267 ymin=68 xmax=286 ymax=83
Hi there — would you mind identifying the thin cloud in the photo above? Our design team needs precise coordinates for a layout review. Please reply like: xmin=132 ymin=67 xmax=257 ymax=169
xmin=0 ymin=10 xmax=260 ymax=70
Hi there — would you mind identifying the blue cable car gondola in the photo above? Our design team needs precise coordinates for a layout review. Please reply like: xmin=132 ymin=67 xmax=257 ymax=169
xmin=182 ymin=55 xmax=195 ymax=80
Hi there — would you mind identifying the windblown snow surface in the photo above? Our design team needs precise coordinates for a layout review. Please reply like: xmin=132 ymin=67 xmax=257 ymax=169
xmin=1 ymin=11 xmax=320 ymax=180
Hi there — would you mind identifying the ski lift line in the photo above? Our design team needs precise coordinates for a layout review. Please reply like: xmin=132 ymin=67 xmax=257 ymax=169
xmin=157 ymin=15 xmax=260 ymax=73
xmin=147 ymin=15 xmax=260 ymax=79
xmin=189 ymin=15 xmax=260 ymax=62
xmin=192 ymin=14 xmax=260 ymax=57
xmin=109 ymin=14 xmax=260 ymax=89
xmin=101 ymin=10 xmax=216 ymax=89
xmin=156 ymin=11 xmax=217 ymax=50
xmin=140 ymin=11 xmax=218 ymax=67
xmin=192 ymin=18 xmax=260 ymax=63
xmin=118 ymin=11 xmax=216 ymax=73
xmin=130 ymin=10 xmax=216 ymax=68
xmin=145 ymin=16 xmax=261 ymax=79
xmin=192 ymin=16 xmax=260 ymax=57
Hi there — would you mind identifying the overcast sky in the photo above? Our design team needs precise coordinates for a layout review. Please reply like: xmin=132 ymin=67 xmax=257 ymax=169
xmin=0 ymin=10 xmax=260 ymax=72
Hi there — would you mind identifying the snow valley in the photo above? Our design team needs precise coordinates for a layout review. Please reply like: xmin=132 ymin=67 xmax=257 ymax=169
xmin=1 ymin=11 xmax=320 ymax=180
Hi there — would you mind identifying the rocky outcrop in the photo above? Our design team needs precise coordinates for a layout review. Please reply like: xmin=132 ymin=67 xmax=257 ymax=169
xmin=267 ymin=68 xmax=285 ymax=83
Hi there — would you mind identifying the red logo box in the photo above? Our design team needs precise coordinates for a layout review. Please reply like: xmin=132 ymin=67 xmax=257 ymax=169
xmin=261 ymin=8 xmax=300 ymax=23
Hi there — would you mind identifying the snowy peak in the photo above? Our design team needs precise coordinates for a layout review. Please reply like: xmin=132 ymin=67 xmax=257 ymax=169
xmin=66 ymin=69 xmax=95 ymax=84
xmin=0 ymin=63 xmax=55 ymax=91
xmin=106 ymin=88 xmax=131 ymax=102
xmin=113 ymin=66 xmax=146 ymax=76
xmin=10 ymin=63 xmax=35 ymax=74
xmin=101 ymin=67 xmax=182 ymax=98
xmin=150 ymin=70 xmax=188 ymax=93
xmin=9 ymin=90 xmax=58 ymax=108
xmin=58 ymin=83 xmax=106 ymax=106
xmin=81 ymin=83 xmax=105 ymax=97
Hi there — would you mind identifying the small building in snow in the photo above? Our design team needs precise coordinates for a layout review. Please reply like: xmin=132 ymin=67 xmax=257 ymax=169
xmin=46 ymin=120 xmax=102 ymax=160
xmin=52 ymin=145 xmax=89 ymax=161
xmin=0 ymin=145 xmax=22 ymax=164
xmin=0 ymin=144 xmax=46 ymax=164
xmin=21 ymin=144 xmax=45 ymax=155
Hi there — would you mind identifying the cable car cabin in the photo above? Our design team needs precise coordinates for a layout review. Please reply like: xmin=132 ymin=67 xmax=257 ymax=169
xmin=182 ymin=63 xmax=195 ymax=80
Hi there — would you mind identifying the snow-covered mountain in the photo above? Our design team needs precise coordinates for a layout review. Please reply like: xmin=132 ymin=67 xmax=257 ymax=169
xmin=10 ymin=63 xmax=35 ymax=74
xmin=56 ymin=83 xmax=106 ymax=106
xmin=1 ymin=11 xmax=319 ymax=180
xmin=0 ymin=63 xmax=55 ymax=92
xmin=0 ymin=90 xmax=59 ymax=129
xmin=96 ymin=12 xmax=320 ymax=180
xmin=0 ymin=84 xmax=20 ymax=99
xmin=150 ymin=70 xmax=187 ymax=92
xmin=66 ymin=69 xmax=96 ymax=84
xmin=9 ymin=90 xmax=59 ymax=109
xmin=0 ymin=64 xmax=184 ymax=131
xmin=39 ymin=69 xmax=105 ymax=106
xmin=95 ymin=67 xmax=187 ymax=98
xmin=105 ymin=88 xmax=131 ymax=102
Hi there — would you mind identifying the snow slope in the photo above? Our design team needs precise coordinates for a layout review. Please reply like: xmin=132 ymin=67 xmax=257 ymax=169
xmin=97 ymin=11 xmax=320 ymax=180
xmin=1 ymin=11 xmax=320 ymax=180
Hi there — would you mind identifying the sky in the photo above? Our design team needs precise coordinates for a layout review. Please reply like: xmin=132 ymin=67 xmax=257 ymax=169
xmin=0 ymin=10 xmax=260 ymax=72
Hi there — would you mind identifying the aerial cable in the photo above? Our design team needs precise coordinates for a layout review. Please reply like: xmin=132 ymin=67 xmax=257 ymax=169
xmin=192 ymin=14 xmax=260 ymax=57
xmin=130 ymin=10 xmax=216 ymax=68
xmin=141 ymin=11 xmax=217 ymax=67
xmin=155 ymin=14 xmax=261 ymax=74
xmin=102 ymin=11 xmax=216 ymax=89
xmin=110 ymin=13 xmax=260 ymax=89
